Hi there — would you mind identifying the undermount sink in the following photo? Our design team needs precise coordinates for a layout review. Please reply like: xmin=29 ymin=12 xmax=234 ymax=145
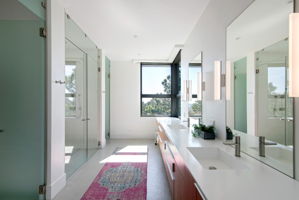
xmin=187 ymin=147 xmax=248 ymax=170
xmin=167 ymin=124 xmax=187 ymax=130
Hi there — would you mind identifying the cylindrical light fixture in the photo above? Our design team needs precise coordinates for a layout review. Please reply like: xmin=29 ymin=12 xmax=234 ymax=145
xmin=182 ymin=80 xmax=192 ymax=101
xmin=226 ymin=61 xmax=231 ymax=100
xmin=289 ymin=13 xmax=299 ymax=97
xmin=197 ymin=72 xmax=202 ymax=100
xmin=214 ymin=61 xmax=221 ymax=100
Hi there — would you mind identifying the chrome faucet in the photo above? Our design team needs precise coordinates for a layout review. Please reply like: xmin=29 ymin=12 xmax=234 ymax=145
xmin=182 ymin=118 xmax=190 ymax=127
xmin=259 ymin=136 xmax=277 ymax=157
xmin=232 ymin=136 xmax=241 ymax=157
xmin=224 ymin=136 xmax=241 ymax=157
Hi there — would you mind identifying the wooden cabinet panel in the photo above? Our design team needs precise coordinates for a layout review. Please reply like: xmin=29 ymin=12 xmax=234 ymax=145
xmin=173 ymin=154 xmax=201 ymax=200
xmin=157 ymin=124 xmax=203 ymax=200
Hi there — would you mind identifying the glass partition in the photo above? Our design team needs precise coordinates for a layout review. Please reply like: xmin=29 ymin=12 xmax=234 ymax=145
xmin=226 ymin=0 xmax=294 ymax=177
xmin=65 ymin=39 xmax=88 ymax=178
xmin=0 ymin=0 xmax=46 ymax=199
xmin=65 ymin=14 xmax=100 ymax=178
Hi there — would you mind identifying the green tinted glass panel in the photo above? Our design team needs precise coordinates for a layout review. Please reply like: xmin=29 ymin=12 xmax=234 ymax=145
xmin=234 ymin=57 xmax=247 ymax=133
xmin=0 ymin=18 xmax=45 ymax=200
xmin=105 ymin=57 xmax=111 ymax=139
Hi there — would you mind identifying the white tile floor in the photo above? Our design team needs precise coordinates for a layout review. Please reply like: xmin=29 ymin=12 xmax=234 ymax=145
xmin=65 ymin=148 xmax=99 ymax=179
xmin=54 ymin=139 xmax=171 ymax=200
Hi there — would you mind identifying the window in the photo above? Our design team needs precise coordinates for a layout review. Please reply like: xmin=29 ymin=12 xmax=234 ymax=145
xmin=141 ymin=64 xmax=171 ymax=116
xmin=140 ymin=61 xmax=180 ymax=117
xmin=267 ymin=66 xmax=287 ymax=118
xmin=65 ymin=63 xmax=77 ymax=117
xmin=188 ymin=65 xmax=202 ymax=117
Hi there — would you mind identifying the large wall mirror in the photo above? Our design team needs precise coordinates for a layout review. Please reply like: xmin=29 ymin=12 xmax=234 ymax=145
xmin=226 ymin=0 xmax=294 ymax=177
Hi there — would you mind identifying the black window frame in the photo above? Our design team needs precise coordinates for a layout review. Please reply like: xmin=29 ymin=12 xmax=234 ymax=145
xmin=140 ymin=51 xmax=181 ymax=117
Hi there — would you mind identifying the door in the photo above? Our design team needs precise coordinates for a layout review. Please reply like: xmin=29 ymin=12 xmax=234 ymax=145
xmin=0 ymin=0 xmax=46 ymax=199
xmin=234 ymin=57 xmax=247 ymax=133
xmin=65 ymin=39 xmax=88 ymax=178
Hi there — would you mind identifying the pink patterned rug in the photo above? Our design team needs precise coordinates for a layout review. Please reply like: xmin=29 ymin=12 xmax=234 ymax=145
xmin=81 ymin=147 xmax=148 ymax=200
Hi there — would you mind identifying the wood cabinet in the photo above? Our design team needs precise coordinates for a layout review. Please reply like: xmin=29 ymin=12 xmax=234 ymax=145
xmin=157 ymin=123 xmax=203 ymax=200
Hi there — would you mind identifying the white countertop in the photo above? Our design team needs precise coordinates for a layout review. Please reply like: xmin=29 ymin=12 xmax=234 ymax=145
xmin=157 ymin=117 xmax=299 ymax=200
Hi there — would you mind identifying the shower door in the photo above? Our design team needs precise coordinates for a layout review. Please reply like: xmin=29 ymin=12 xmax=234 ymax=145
xmin=234 ymin=57 xmax=247 ymax=133
xmin=0 ymin=0 xmax=46 ymax=199
xmin=256 ymin=39 xmax=293 ymax=146
xmin=65 ymin=39 xmax=88 ymax=178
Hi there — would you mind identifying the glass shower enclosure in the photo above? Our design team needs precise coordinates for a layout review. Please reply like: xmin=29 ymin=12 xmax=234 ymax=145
xmin=0 ymin=0 xmax=46 ymax=199
xmin=65 ymin=14 xmax=100 ymax=178
xmin=256 ymin=39 xmax=293 ymax=146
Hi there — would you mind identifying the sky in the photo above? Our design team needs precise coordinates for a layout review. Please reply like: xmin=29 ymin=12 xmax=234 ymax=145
xmin=267 ymin=66 xmax=285 ymax=95
xmin=142 ymin=65 xmax=171 ymax=94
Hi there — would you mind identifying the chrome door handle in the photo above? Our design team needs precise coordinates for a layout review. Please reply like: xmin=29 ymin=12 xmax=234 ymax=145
xmin=54 ymin=80 xmax=65 ymax=84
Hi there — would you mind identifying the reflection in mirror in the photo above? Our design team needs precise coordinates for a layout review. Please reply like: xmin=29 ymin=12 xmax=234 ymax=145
xmin=256 ymin=39 xmax=293 ymax=146
xmin=188 ymin=53 xmax=202 ymax=119
xmin=226 ymin=0 xmax=294 ymax=177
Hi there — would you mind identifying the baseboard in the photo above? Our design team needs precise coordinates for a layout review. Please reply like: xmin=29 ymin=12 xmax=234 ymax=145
xmin=46 ymin=173 xmax=66 ymax=200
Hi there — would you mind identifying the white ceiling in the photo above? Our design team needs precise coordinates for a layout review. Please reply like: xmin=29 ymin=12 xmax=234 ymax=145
xmin=59 ymin=0 xmax=210 ymax=61
xmin=227 ymin=0 xmax=293 ymax=61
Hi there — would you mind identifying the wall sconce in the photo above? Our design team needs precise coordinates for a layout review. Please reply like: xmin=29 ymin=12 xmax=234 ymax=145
xmin=182 ymin=80 xmax=192 ymax=102
xmin=289 ymin=13 xmax=299 ymax=97
xmin=214 ymin=61 xmax=221 ymax=100
xmin=226 ymin=61 xmax=231 ymax=100
xmin=197 ymin=72 xmax=202 ymax=100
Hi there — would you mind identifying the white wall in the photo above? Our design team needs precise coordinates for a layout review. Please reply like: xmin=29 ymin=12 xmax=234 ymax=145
xmin=110 ymin=61 xmax=157 ymax=139
xmin=181 ymin=0 xmax=254 ymax=140
xmin=46 ymin=0 xmax=66 ymax=199
xmin=99 ymin=49 xmax=106 ymax=148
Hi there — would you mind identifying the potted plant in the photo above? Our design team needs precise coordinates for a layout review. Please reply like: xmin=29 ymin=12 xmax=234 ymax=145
xmin=226 ymin=126 xmax=234 ymax=140
xmin=192 ymin=123 xmax=215 ymax=140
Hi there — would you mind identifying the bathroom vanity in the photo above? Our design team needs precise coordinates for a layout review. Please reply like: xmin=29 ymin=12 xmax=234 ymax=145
xmin=156 ymin=117 xmax=299 ymax=200
xmin=157 ymin=120 xmax=203 ymax=200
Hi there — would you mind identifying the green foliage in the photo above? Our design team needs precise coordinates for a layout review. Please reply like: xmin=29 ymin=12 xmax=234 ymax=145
xmin=65 ymin=70 xmax=76 ymax=93
xmin=142 ymin=98 xmax=171 ymax=116
xmin=193 ymin=123 xmax=215 ymax=133
xmin=161 ymin=75 xmax=171 ymax=94
xmin=189 ymin=100 xmax=202 ymax=116
xmin=192 ymin=123 xmax=215 ymax=138
xmin=142 ymin=75 xmax=171 ymax=116
xmin=65 ymin=67 xmax=76 ymax=116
